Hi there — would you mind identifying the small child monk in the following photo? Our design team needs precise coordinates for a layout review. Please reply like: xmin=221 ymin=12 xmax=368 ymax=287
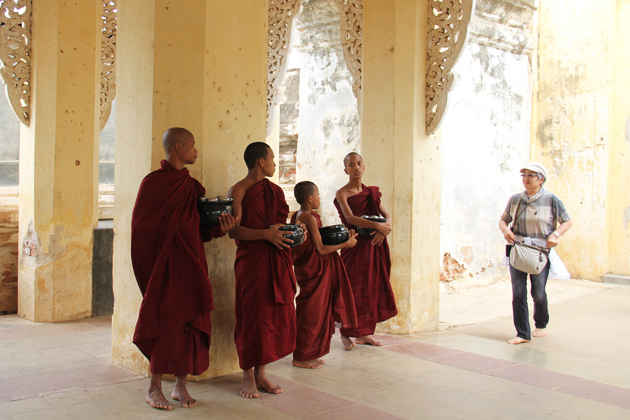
xmin=333 ymin=152 xmax=398 ymax=350
xmin=290 ymin=181 xmax=358 ymax=368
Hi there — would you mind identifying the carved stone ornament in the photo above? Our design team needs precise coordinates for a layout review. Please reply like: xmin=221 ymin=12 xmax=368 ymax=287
xmin=332 ymin=0 xmax=362 ymax=101
xmin=100 ymin=1 xmax=116 ymax=131
xmin=426 ymin=0 xmax=474 ymax=135
xmin=0 ymin=0 xmax=31 ymax=126
xmin=267 ymin=0 xmax=303 ymax=136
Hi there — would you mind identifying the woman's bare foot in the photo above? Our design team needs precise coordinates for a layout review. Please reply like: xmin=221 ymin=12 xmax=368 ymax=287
xmin=240 ymin=369 xmax=259 ymax=398
xmin=146 ymin=374 xmax=172 ymax=410
xmin=355 ymin=335 xmax=382 ymax=346
xmin=254 ymin=365 xmax=283 ymax=394
xmin=341 ymin=335 xmax=355 ymax=350
xmin=533 ymin=328 xmax=546 ymax=337
xmin=171 ymin=375 xmax=197 ymax=408
xmin=292 ymin=358 xmax=325 ymax=369
xmin=508 ymin=337 xmax=530 ymax=345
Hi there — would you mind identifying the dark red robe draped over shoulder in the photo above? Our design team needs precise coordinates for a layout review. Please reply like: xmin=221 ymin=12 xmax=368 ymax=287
xmin=234 ymin=179 xmax=296 ymax=370
xmin=333 ymin=185 xmax=398 ymax=337
xmin=290 ymin=211 xmax=357 ymax=361
xmin=131 ymin=160 xmax=224 ymax=376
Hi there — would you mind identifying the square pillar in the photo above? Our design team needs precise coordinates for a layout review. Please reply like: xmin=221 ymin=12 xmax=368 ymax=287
xmin=112 ymin=0 xmax=269 ymax=378
xmin=18 ymin=0 xmax=101 ymax=322
xmin=362 ymin=0 xmax=439 ymax=334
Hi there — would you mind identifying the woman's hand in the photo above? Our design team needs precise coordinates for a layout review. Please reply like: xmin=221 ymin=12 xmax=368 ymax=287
xmin=502 ymin=229 xmax=515 ymax=244
xmin=546 ymin=232 xmax=559 ymax=248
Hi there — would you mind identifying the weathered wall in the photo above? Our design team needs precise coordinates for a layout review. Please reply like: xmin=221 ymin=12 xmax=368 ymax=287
xmin=274 ymin=0 xmax=361 ymax=224
xmin=440 ymin=0 xmax=536 ymax=290
xmin=534 ymin=0 xmax=615 ymax=280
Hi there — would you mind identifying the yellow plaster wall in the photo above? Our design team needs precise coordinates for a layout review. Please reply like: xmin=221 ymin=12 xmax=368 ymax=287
xmin=606 ymin=0 xmax=630 ymax=275
xmin=201 ymin=0 xmax=268 ymax=377
xmin=362 ymin=0 xmax=439 ymax=334
xmin=18 ymin=0 xmax=101 ymax=322
xmin=534 ymin=0 xmax=614 ymax=280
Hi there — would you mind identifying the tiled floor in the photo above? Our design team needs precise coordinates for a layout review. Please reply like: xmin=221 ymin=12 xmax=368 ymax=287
xmin=1 ymin=278 xmax=629 ymax=419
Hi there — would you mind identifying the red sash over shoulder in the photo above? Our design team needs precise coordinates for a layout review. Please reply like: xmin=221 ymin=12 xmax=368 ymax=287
xmin=131 ymin=160 xmax=223 ymax=375
xmin=290 ymin=212 xmax=357 ymax=361
xmin=333 ymin=185 xmax=398 ymax=337
xmin=234 ymin=179 xmax=296 ymax=370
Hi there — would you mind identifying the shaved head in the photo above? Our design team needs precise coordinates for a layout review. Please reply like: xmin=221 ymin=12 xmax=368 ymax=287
xmin=343 ymin=152 xmax=362 ymax=166
xmin=163 ymin=127 xmax=193 ymax=153
xmin=294 ymin=181 xmax=317 ymax=205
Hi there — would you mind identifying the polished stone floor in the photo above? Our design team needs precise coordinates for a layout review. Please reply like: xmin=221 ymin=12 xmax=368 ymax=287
xmin=1 ymin=278 xmax=629 ymax=419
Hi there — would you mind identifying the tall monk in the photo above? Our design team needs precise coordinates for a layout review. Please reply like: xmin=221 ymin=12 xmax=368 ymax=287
xmin=333 ymin=152 xmax=398 ymax=349
xmin=131 ymin=127 xmax=237 ymax=410
xmin=290 ymin=181 xmax=358 ymax=369
xmin=227 ymin=142 xmax=300 ymax=398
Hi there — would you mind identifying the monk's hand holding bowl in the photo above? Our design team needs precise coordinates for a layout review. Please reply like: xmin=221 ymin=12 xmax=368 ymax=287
xmin=374 ymin=222 xmax=392 ymax=237
xmin=371 ymin=231 xmax=385 ymax=246
xmin=218 ymin=213 xmax=239 ymax=234
xmin=265 ymin=223 xmax=294 ymax=249
xmin=345 ymin=230 xmax=358 ymax=249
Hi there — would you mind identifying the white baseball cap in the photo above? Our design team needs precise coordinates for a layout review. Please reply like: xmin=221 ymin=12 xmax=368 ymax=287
xmin=520 ymin=162 xmax=548 ymax=179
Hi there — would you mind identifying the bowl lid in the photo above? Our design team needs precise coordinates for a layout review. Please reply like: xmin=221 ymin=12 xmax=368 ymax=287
xmin=360 ymin=214 xmax=386 ymax=223
xmin=319 ymin=224 xmax=348 ymax=234
xmin=199 ymin=196 xmax=233 ymax=205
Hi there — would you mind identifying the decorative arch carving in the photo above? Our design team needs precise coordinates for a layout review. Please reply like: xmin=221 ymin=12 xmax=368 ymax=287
xmin=0 ymin=0 xmax=31 ymax=126
xmin=332 ymin=0 xmax=362 ymax=101
xmin=100 ymin=0 xmax=117 ymax=131
xmin=426 ymin=0 xmax=474 ymax=135
xmin=267 ymin=0 xmax=303 ymax=136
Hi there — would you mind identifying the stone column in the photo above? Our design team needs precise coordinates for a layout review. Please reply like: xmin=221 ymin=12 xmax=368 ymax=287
xmin=362 ymin=0 xmax=439 ymax=333
xmin=606 ymin=0 xmax=630 ymax=277
xmin=18 ymin=0 xmax=101 ymax=322
xmin=112 ymin=0 xmax=268 ymax=378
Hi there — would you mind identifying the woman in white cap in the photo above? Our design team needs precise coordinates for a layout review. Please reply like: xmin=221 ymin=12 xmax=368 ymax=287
xmin=498 ymin=162 xmax=573 ymax=345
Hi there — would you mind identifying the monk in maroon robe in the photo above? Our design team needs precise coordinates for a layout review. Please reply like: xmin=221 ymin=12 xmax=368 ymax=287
xmin=131 ymin=127 xmax=237 ymax=410
xmin=333 ymin=152 xmax=398 ymax=349
xmin=227 ymin=142 xmax=301 ymax=398
xmin=290 ymin=181 xmax=358 ymax=369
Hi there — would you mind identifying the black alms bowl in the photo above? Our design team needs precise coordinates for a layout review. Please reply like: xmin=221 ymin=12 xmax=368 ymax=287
xmin=197 ymin=196 xmax=233 ymax=228
xmin=278 ymin=224 xmax=305 ymax=248
xmin=356 ymin=215 xmax=386 ymax=239
xmin=319 ymin=224 xmax=349 ymax=245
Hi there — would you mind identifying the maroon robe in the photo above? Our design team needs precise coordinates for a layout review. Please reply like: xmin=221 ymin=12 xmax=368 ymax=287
xmin=131 ymin=160 xmax=224 ymax=376
xmin=333 ymin=185 xmax=398 ymax=337
xmin=234 ymin=179 xmax=296 ymax=370
xmin=290 ymin=211 xmax=357 ymax=361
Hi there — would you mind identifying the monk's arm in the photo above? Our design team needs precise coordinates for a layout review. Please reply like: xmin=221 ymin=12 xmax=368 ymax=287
xmin=298 ymin=213 xmax=357 ymax=256
xmin=227 ymin=184 xmax=292 ymax=248
xmin=335 ymin=189 xmax=384 ymax=229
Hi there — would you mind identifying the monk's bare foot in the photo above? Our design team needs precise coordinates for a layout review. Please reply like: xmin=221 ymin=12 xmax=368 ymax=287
xmin=254 ymin=365 xmax=283 ymax=395
xmin=292 ymin=358 xmax=325 ymax=369
xmin=171 ymin=375 xmax=196 ymax=408
xmin=355 ymin=335 xmax=382 ymax=346
xmin=341 ymin=335 xmax=355 ymax=350
xmin=508 ymin=337 xmax=530 ymax=345
xmin=146 ymin=388 xmax=172 ymax=410
xmin=240 ymin=369 xmax=259 ymax=398
xmin=533 ymin=328 xmax=546 ymax=337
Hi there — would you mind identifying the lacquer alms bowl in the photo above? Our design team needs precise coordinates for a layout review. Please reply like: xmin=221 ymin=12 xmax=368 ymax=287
xmin=356 ymin=215 xmax=386 ymax=239
xmin=278 ymin=224 xmax=305 ymax=248
xmin=197 ymin=196 xmax=233 ymax=228
xmin=319 ymin=224 xmax=349 ymax=245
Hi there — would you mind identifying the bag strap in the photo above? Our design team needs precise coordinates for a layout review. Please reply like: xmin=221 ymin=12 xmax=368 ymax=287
xmin=511 ymin=198 xmax=527 ymax=233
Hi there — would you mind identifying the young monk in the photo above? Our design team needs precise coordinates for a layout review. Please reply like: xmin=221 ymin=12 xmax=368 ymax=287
xmin=333 ymin=152 xmax=398 ymax=349
xmin=131 ymin=127 xmax=237 ymax=410
xmin=227 ymin=142 xmax=302 ymax=398
xmin=290 ymin=181 xmax=358 ymax=369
